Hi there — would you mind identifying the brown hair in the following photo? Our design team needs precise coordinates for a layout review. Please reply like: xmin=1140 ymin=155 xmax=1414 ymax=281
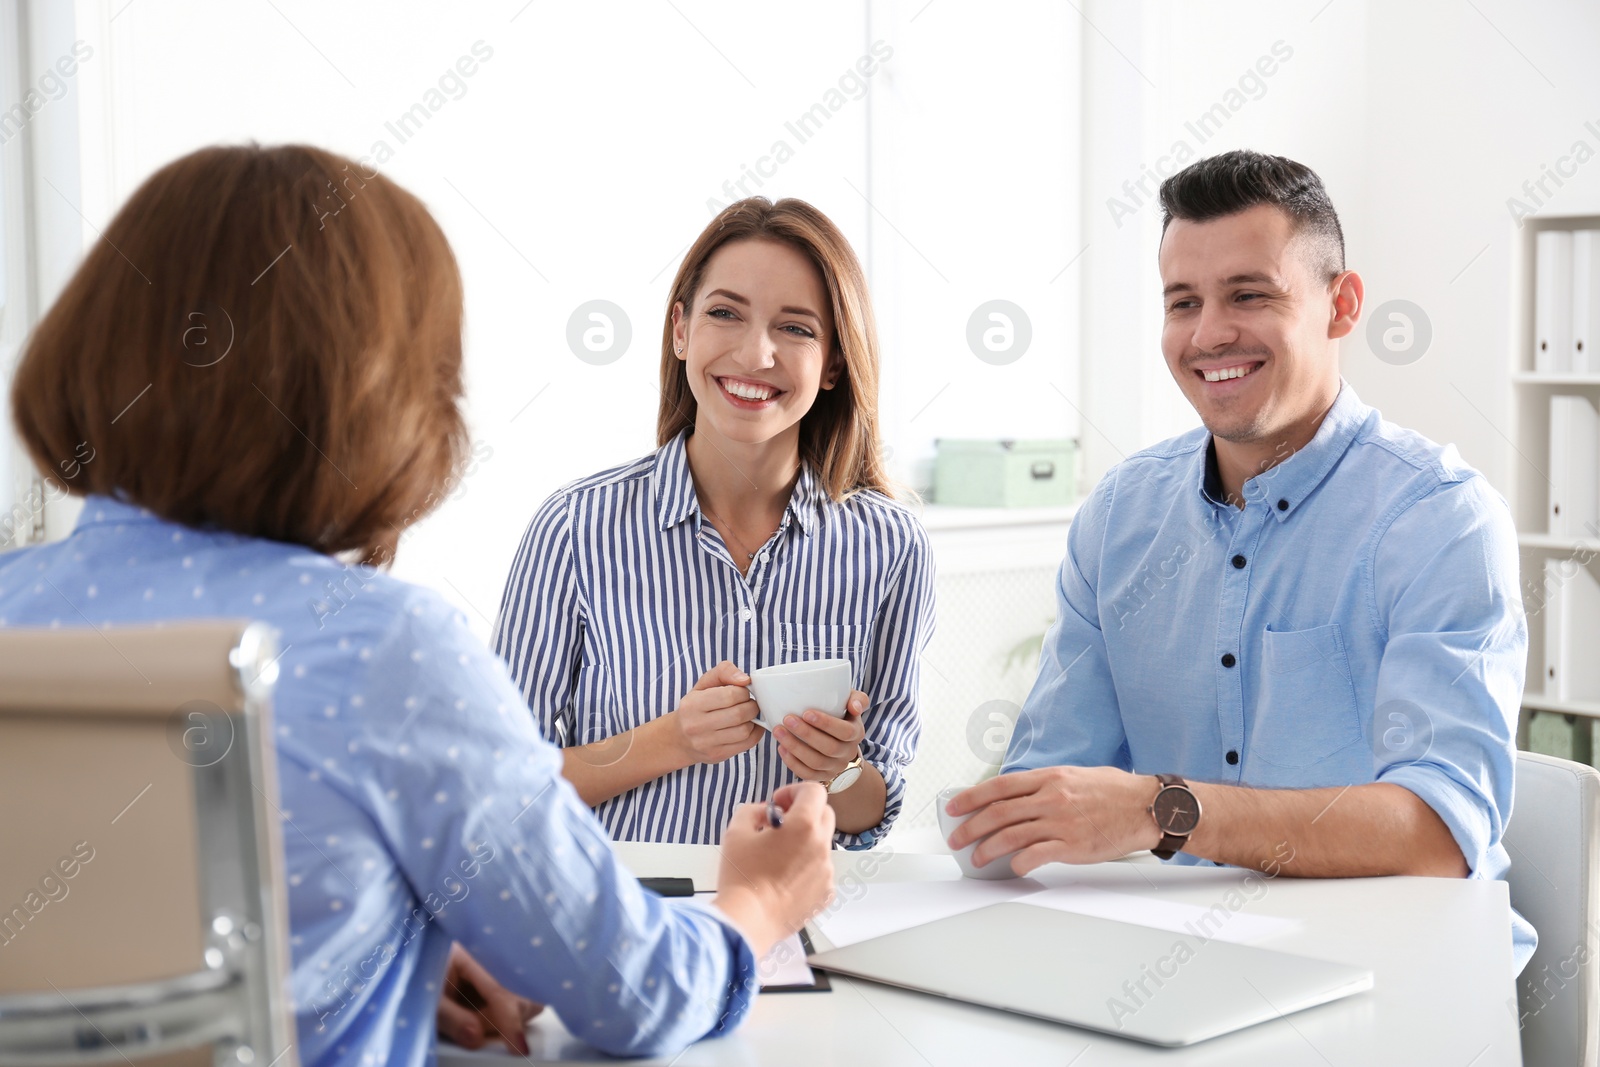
xmin=657 ymin=197 xmax=891 ymax=501
xmin=10 ymin=143 xmax=465 ymax=565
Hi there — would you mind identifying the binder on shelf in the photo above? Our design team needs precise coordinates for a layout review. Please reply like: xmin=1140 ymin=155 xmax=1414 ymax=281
xmin=1549 ymin=394 xmax=1600 ymax=539
xmin=1545 ymin=557 xmax=1600 ymax=703
xmin=1575 ymin=231 xmax=1600 ymax=374
xmin=1537 ymin=229 xmax=1575 ymax=373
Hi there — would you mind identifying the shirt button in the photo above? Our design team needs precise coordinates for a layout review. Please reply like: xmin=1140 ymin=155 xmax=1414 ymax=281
xmin=1220 ymin=653 xmax=1236 ymax=668
xmin=739 ymin=608 xmax=753 ymax=622
xmin=1276 ymin=499 xmax=1289 ymax=512
xmin=1225 ymin=749 xmax=1239 ymax=765
xmin=1231 ymin=554 xmax=1246 ymax=569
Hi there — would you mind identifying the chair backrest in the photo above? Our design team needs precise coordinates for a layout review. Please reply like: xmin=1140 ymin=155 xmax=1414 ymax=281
xmin=1505 ymin=750 xmax=1600 ymax=1067
xmin=0 ymin=621 xmax=296 ymax=1066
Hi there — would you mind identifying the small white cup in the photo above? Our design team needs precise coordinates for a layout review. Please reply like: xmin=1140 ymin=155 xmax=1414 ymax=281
xmin=747 ymin=658 xmax=852 ymax=732
xmin=937 ymin=785 xmax=1021 ymax=880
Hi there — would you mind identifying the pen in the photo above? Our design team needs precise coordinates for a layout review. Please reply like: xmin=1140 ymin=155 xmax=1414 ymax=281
xmin=766 ymin=793 xmax=784 ymax=829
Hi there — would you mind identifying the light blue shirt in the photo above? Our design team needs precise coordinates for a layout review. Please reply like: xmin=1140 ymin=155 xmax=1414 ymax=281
xmin=1006 ymin=383 xmax=1535 ymax=972
xmin=494 ymin=430 xmax=934 ymax=848
xmin=0 ymin=497 xmax=758 ymax=1065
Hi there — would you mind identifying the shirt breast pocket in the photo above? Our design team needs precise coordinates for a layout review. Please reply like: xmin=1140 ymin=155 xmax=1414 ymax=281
xmin=1249 ymin=623 xmax=1363 ymax=769
xmin=778 ymin=622 xmax=867 ymax=686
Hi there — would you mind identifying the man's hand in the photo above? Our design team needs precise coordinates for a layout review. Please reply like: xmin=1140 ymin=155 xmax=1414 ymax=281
xmin=437 ymin=942 xmax=543 ymax=1054
xmin=773 ymin=690 xmax=868 ymax=782
xmin=946 ymin=767 xmax=1161 ymax=874
xmin=667 ymin=661 xmax=763 ymax=765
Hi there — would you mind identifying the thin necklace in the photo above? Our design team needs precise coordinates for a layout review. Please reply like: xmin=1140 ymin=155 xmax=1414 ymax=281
xmin=701 ymin=508 xmax=759 ymax=560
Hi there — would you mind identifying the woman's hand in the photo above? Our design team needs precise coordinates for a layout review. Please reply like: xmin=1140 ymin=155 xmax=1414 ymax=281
xmin=772 ymin=690 xmax=868 ymax=783
xmin=437 ymin=942 xmax=543 ymax=1054
xmin=667 ymin=660 xmax=764 ymax=766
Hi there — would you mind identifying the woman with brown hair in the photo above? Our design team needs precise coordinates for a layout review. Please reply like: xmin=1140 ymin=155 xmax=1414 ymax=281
xmin=1 ymin=145 xmax=836 ymax=1063
xmin=494 ymin=198 xmax=934 ymax=848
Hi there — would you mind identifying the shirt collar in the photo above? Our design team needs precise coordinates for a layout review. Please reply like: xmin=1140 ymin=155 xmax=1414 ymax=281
xmin=788 ymin=462 xmax=822 ymax=536
xmin=1200 ymin=440 xmax=1228 ymax=507
xmin=651 ymin=429 xmax=821 ymax=536
xmin=652 ymin=431 xmax=700 ymax=531
xmin=1197 ymin=380 xmax=1371 ymax=522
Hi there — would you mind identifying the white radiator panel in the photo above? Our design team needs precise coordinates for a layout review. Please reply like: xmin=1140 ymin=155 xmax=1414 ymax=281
xmin=887 ymin=508 xmax=1073 ymax=840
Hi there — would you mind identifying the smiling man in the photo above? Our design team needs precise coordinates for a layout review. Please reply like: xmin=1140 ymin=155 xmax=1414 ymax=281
xmin=946 ymin=150 xmax=1534 ymax=972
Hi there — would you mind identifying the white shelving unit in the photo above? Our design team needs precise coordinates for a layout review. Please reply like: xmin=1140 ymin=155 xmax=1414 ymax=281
xmin=1511 ymin=214 xmax=1600 ymax=753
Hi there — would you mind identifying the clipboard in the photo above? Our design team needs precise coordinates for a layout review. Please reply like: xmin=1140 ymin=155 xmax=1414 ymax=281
xmin=761 ymin=927 xmax=831 ymax=993
xmin=651 ymin=882 xmax=832 ymax=993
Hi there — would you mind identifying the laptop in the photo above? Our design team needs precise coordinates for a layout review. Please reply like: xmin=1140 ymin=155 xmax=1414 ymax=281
xmin=806 ymin=902 xmax=1373 ymax=1048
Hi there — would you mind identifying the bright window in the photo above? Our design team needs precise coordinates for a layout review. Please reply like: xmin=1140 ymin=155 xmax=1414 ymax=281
xmin=12 ymin=1 xmax=1082 ymax=633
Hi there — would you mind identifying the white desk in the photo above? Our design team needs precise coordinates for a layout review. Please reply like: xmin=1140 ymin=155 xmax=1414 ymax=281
xmin=441 ymin=841 xmax=1522 ymax=1065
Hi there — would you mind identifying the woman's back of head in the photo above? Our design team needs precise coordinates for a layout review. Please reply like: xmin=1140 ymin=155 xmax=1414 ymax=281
xmin=10 ymin=143 xmax=466 ymax=565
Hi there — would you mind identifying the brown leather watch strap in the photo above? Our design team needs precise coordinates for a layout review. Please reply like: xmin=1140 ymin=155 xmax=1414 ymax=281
xmin=1151 ymin=773 xmax=1194 ymax=861
xmin=1154 ymin=833 xmax=1188 ymax=860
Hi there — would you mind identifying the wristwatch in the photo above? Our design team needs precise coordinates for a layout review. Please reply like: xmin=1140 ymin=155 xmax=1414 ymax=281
xmin=1147 ymin=774 xmax=1201 ymax=860
xmin=826 ymin=755 xmax=865 ymax=794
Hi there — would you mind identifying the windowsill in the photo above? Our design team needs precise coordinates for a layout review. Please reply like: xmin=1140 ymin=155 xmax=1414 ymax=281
xmin=1523 ymin=691 xmax=1600 ymax=719
xmin=915 ymin=502 xmax=1080 ymax=532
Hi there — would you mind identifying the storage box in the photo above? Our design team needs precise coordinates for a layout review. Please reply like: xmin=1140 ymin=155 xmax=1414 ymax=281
xmin=1526 ymin=709 xmax=1596 ymax=765
xmin=934 ymin=438 xmax=1077 ymax=508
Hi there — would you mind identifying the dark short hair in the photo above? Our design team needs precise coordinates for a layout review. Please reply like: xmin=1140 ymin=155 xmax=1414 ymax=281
xmin=1158 ymin=150 xmax=1345 ymax=282
xmin=10 ymin=143 xmax=466 ymax=565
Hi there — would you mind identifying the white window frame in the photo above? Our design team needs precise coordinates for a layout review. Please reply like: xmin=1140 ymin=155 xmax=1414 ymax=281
xmin=0 ymin=0 xmax=90 ymax=550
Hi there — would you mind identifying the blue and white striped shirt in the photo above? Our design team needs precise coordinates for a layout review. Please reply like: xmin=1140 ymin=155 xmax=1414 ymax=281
xmin=493 ymin=430 xmax=934 ymax=848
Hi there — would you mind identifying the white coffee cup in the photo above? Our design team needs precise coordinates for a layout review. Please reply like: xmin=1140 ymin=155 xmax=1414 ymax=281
xmin=937 ymin=784 xmax=1021 ymax=880
xmin=747 ymin=658 xmax=852 ymax=732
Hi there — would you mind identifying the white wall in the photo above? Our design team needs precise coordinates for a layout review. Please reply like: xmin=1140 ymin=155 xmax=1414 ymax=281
xmin=1350 ymin=0 xmax=1600 ymax=497
xmin=1078 ymin=0 xmax=1371 ymax=485
xmin=866 ymin=3 xmax=1082 ymax=485
xmin=1075 ymin=0 xmax=1600 ymax=504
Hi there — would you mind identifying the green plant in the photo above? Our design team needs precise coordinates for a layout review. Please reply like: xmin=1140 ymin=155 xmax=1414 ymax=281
xmin=1003 ymin=618 xmax=1053 ymax=676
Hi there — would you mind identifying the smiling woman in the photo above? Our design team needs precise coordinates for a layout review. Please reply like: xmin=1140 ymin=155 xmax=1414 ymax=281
xmin=494 ymin=197 xmax=935 ymax=850
xmin=658 ymin=198 xmax=889 ymax=501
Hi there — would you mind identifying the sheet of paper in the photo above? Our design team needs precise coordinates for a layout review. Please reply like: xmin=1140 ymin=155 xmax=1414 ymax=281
xmin=757 ymin=931 xmax=815 ymax=988
xmin=1015 ymin=884 xmax=1301 ymax=945
xmin=680 ymin=894 xmax=818 ymax=988
xmin=810 ymin=876 xmax=1300 ymax=952
xmin=810 ymin=876 xmax=1047 ymax=949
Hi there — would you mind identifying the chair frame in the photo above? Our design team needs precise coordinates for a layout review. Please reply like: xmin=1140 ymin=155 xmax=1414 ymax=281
xmin=0 ymin=621 xmax=295 ymax=1066
xmin=1507 ymin=748 xmax=1600 ymax=1067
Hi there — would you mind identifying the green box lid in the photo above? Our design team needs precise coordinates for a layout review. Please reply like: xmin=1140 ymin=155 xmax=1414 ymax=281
xmin=935 ymin=438 xmax=1077 ymax=455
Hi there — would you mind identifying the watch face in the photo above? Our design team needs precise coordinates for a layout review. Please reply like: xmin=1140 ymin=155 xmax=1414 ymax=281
xmin=829 ymin=766 xmax=862 ymax=794
xmin=1154 ymin=786 xmax=1200 ymax=835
